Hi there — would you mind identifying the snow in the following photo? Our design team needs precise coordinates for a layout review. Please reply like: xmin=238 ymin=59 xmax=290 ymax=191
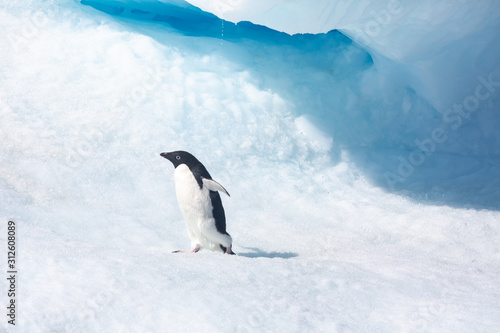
xmin=1 ymin=0 xmax=500 ymax=332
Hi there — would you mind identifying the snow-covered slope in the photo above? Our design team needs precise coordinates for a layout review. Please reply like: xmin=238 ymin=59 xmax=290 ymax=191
xmin=1 ymin=0 xmax=499 ymax=332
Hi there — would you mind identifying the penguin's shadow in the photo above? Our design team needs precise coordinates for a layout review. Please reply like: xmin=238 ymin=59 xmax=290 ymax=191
xmin=237 ymin=247 xmax=298 ymax=259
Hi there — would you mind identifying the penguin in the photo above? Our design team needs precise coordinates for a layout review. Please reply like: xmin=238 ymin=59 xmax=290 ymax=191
xmin=160 ymin=151 xmax=235 ymax=255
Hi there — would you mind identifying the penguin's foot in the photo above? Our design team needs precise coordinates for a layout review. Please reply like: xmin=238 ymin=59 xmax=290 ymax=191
xmin=173 ymin=247 xmax=200 ymax=254
xmin=221 ymin=244 xmax=236 ymax=255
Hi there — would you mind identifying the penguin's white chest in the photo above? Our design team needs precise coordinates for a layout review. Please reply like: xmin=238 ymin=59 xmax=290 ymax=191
xmin=174 ymin=164 xmax=213 ymax=229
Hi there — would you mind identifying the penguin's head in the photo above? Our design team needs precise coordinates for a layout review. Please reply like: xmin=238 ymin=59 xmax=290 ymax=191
xmin=160 ymin=151 xmax=200 ymax=169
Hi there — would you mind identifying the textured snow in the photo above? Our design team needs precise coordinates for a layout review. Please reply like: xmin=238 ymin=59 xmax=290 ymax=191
xmin=1 ymin=0 xmax=500 ymax=332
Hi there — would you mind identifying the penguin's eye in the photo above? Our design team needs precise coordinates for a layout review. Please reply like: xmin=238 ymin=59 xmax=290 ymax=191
xmin=176 ymin=155 xmax=181 ymax=160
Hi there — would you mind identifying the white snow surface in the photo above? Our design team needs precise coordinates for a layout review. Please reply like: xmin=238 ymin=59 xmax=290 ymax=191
xmin=1 ymin=0 xmax=500 ymax=332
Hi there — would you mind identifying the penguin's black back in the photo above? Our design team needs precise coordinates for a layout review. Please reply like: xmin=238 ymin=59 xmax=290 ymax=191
xmin=209 ymin=190 xmax=228 ymax=235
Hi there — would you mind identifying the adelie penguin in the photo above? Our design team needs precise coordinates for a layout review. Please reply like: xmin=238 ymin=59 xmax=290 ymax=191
xmin=161 ymin=151 xmax=235 ymax=255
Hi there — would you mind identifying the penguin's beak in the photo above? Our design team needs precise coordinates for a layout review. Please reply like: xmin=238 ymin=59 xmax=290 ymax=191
xmin=160 ymin=152 xmax=176 ymax=166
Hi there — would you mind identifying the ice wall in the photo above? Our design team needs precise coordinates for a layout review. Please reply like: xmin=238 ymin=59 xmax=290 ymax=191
xmin=78 ymin=0 xmax=500 ymax=207
xmin=188 ymin=0 xmax=500 ymax=110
